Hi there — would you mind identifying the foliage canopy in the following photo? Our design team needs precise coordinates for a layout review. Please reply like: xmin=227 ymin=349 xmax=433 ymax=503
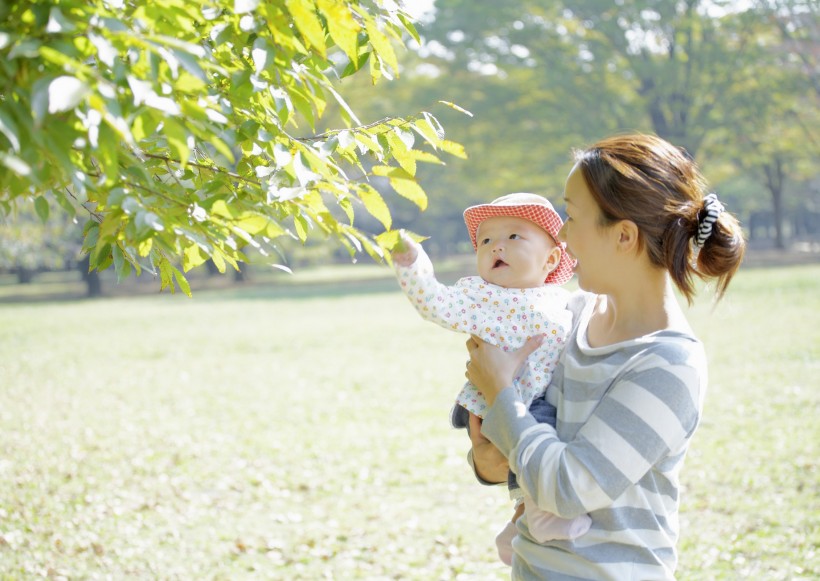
xmin=0 ymin=0 xmax=463 ymax=294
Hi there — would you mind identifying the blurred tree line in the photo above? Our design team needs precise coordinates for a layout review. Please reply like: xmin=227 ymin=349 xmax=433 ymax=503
xmin=1 ymin=0 xmax=817 ymax=293
xmin=331 ymin=0 xmax=818 ymax=257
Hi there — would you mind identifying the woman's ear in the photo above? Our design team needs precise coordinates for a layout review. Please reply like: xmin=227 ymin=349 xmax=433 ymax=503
xmin=615 ymin=220 xmax=640 ymax=254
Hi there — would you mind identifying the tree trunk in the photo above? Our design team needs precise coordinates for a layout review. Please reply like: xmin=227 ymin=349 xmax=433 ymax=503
xmin=206 ymin=259 xmax=220 ymax=276
xmin=764 ymin=157 xmax=787 ymax=250
xmin=79 ymin=255 xmax=102 ymax=297
xmin=16 ymin=266 xmax=34 ymax=284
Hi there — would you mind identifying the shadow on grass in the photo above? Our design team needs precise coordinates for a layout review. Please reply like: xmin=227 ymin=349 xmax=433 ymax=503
xmin=193 ymin=276 xmax=406 ymax=302
xmin=0 ymin=266 xmax=472 ymax=304
xmin=1 ymin=247 xmax=817 ymax=305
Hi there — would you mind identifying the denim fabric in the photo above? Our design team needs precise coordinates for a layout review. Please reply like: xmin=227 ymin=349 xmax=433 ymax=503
xmin=508 ymin=396 xmax=556 ymax=491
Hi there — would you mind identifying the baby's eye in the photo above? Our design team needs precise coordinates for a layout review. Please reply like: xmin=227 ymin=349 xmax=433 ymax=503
xmin=480 ymin=238 xmax=491 ymax=245
xmin=509 ymin=233 xmax=521 ymax=240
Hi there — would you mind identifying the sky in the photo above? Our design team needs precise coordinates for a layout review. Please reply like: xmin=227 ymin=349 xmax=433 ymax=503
xmin=402 ymin=0 xmax=436 ymax=21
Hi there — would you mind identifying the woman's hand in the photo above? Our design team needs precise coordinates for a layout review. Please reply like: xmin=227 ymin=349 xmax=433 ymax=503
xmin=468 ymin=412 xmax=509 ymax=484
xmin=465 ymin=334 xmax=544 ymax=407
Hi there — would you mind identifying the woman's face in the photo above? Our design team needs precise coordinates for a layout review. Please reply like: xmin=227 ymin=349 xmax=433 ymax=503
xmin=558 ymin=164 xmax=617 ymax=293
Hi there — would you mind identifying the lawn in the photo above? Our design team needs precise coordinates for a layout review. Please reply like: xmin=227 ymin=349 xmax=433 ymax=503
xmin=0 ymin=263 xmax=817 ymax=580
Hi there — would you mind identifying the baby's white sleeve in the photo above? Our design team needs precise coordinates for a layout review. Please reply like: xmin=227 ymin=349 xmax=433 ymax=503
xmin=394 ymin=248 xmax=476 ymax=333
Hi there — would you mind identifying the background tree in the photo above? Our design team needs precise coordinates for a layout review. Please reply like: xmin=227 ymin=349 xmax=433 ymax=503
xmin=0 ymin=204 xmax=82 ymax=284
xmin=704 ymin=0 xmax=819 ymax=248
xmin=340 ymin=0 xmax=817 ymax=253
xmin=0 ymin=0 xmax=461 ymax=295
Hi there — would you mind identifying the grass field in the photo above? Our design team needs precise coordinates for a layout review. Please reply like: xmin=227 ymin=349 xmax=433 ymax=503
xmin=0 ymin=263 xmax=818 ymax=580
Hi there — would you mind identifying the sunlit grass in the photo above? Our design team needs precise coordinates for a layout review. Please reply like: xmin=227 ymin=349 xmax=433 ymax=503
xmin=0 ymin=264 xmax=817 ymax=579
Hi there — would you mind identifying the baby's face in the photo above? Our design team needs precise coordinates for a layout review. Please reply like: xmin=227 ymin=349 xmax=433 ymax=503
xmin=475 ymin=216 xmax=559 ymax=288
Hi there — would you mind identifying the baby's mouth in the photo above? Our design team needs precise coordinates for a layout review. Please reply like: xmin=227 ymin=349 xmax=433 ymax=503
xmin=493 ymin=258 xmax=507 ymax=269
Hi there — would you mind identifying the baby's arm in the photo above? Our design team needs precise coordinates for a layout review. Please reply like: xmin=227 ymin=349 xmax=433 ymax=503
xmin=392 ymin=236 xmax=480 ymax=333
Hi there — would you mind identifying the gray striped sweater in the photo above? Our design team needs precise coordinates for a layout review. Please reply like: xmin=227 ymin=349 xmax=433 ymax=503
xmin=482 ymin=291 xmax=706 ymax=580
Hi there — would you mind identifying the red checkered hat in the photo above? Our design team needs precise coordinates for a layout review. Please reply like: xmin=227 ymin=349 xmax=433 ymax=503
xmin=463 ymin=192 xmax=576 ymax=285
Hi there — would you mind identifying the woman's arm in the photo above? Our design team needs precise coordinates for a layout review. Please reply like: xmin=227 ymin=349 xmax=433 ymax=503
xmin=464 ymin=335 xmax=545 ymax=483
xmin=477 ymin=339 xmax=705 ymax=518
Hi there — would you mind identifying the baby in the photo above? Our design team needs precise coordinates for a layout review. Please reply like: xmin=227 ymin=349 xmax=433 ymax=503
xmin=391 ymin=193 xmax=591 ymax=565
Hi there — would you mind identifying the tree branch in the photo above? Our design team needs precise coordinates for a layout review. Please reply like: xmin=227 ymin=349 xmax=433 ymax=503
xmin=139 ymin=152 xmax=261 ymax=186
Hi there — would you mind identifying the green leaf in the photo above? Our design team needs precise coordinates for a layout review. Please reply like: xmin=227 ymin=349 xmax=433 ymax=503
xmin=172 ymin=265 xmax=192 ymax=297
xmin=163 ymin=118 xmax=190 ymax=168
xmin=112 ymin=244 xmax=133 ymax=283
xmin=34 ymin=196 xmax=49 ymax=223
xmin=210 ymin=200 xmax=234 ymax=219
xmin=137 ymin=238 xmax=153 ymax=257
xmin=266 ymin=221 xmax=286 ymax=238
xmin=132 ymin=111 xmax=161 ymax=143
xmin=317 ymin=0 xmax=360 ymax=62
xmin=358 ymin=184 xmax=391 ymax=230
xmin=386 ymin=130 xmax=416 ymax=176
xmin=412 ymin=117 xmax=443 ymax=149
xmin=183 ymin=243 xmax=207 ymax=272
xmin=286 ymin=0 xmax=326 ymax=58
xmin=95 ymin=244 xmax=114 ymax=272
xmin=0 ymin=109 xmax=21 ymax=152
xmin=158 ymin=255 xmax=174 ymax=291
xmin=397 ymin=12 xmax=420 ymax=44
xmin=236 ymin=212 xmax=270 ymax=234
xmin=408 ymin=150 xmax=444 ymax=165
xmin=362 ymin=12 xmax=399 ymax=76
xmin=440 ymin=139 xmax=467 ymax=159
xmin=375 ymin=228 xmax=427 ymax=253
xmin=53 ymin=189 xmax=77 ymax=216
xmin=293 ymin=214 xmax=309 ymax=242
xmin=438 ymin=100 xmax=474 ymax=117
xmin=211 ymin=249 xmax=226 ymax=273
xmin=340 ymin=49 xmax=370 ymax=78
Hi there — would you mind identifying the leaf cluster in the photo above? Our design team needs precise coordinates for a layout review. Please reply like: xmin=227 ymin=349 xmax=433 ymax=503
xmin=0 ymin=0 xmax=460 ymax=294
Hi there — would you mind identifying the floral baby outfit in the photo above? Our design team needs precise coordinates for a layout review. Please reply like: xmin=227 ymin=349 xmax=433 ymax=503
xmin=395 ymin=247 xmax=571 ymax=417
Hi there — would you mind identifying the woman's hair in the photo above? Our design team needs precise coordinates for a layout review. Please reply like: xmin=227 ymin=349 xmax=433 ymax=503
xmin=573 ymin=133 xmax=746 ymax=303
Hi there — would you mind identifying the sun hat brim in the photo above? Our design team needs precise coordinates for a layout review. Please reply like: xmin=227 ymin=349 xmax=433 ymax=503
xmin=463 ymin=194 xmax=576 ymax=286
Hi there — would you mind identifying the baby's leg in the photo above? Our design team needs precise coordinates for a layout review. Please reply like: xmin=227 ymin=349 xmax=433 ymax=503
xmin=523 ymin=498 xmax=591 ymax=542
xmin=495 ymin=501 xmax=525 ymax=566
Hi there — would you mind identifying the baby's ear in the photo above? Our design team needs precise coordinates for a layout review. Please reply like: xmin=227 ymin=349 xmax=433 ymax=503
xmin=544 ymin=245 xmax=562 ymax=273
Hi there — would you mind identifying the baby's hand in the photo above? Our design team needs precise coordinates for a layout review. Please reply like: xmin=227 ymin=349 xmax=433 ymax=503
xmin=391 ymin=230 xmax=419 ymax=267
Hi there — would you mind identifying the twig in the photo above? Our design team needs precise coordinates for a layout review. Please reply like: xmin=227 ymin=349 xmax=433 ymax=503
xmin=140 ymin=152 xmax=261 ymax=186
xmin=64 ymin=187 xmax=104 ymax=222
xmin=296 ymin=115 xmax=418 ymax=142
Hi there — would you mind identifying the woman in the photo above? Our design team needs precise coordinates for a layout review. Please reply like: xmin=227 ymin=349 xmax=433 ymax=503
xmin=464 ymin=133 xmax=745 ymax=580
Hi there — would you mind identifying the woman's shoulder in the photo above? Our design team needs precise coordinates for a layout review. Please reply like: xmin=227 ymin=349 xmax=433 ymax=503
xmin=565 ymin=290 xmax=597 ymax=317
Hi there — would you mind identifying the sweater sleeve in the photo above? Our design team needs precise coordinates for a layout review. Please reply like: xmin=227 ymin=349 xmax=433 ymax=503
xmin=482 ymin=338 xmax=706 ymax=518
